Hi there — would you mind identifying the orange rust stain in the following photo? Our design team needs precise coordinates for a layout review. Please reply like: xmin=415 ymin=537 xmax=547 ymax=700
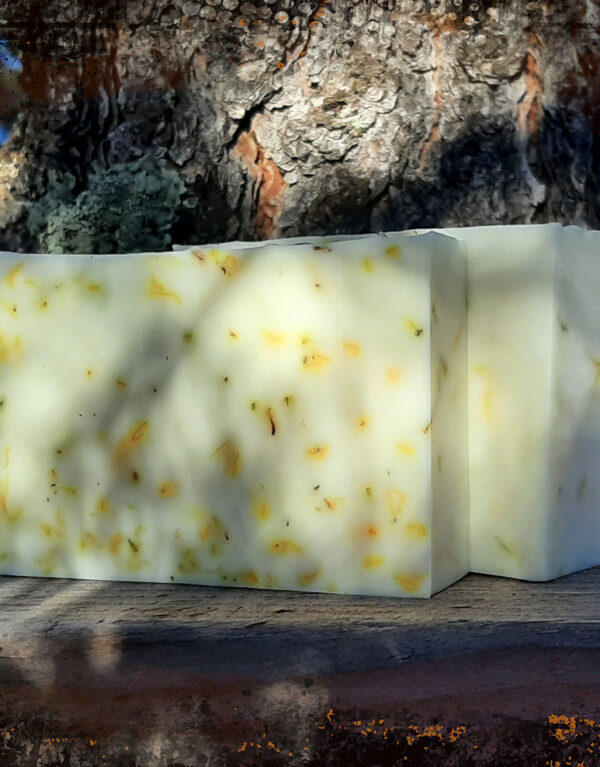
xmin=234 ymin=130 xmax=287 ymax=239
xmin=516 ymin=40 xmax=543 ymax=142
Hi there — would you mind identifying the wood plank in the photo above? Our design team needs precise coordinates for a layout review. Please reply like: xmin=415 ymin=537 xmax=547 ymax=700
xmin=1 ymin=569 xmax=599 ymax=765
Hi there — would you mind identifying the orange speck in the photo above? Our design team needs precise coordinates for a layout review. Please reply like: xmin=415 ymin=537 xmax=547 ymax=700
xmin=302 ymin=350 xmax=332 ymax=370
xmin=148 ymin=275 xmax=183 ymax=305
xmin=4 ymin=263 xmax=23 ymax=287
xmin=343 ymin=340 xmax=361 ymax=356
xmin=257 ymin=40 xmax=265 ymax=47
xmin=394 ymin=573 xmax=426 ymax=594
xmin=221 ymin=254 xmax=240 ymax=277
xmin=178 ymin=549 xmax=199 ymax=573
xmin=96 ymin=497 xmax=111 ymax=516
xmin=405 ymin=319 xmax=424 ymax=337
xmin=386 ymin=367 xmax=403 ymax=385
xmin=229 ymin=330 xmax=239 ymax=339
xmin=277 ymin=62 xmax=285 ymax=69
xmin=405 ymin=522 xmax=428 ymax=538
xmin=212 ymin=440 xmax=241 ymax=477
xmin=262 ymin=329 xmax=285 ymax=345
xmin=158 ymin=480 xmax=179 ymax=498
xmin=269 ymin=540 xmax=302 ymax=555
xmin=307 ymin=445 xmax=330 ymax=460
xmin=80 ymin=532 xmax=96 ymax=551
xmin=244 ymin=571 xmax=260 ymax=585
xmin=357 ymin=416 xmax=369 ymax=428
xmin=114 ymin=421 xmax=149 ymax=463
xmin=364 ymin=524 xmax=379 ymax=538
xmin=298 ymin=570 xmax=320 ymax=586
xmin=386 ymin=488 xmax=406 ymax=520
xmin=252 ymin=498 xmax=271 ymax=521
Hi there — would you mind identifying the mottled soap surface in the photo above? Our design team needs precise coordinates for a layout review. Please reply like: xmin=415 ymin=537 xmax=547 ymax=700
xmin=0 ymin=233 xmax=467 ymax=597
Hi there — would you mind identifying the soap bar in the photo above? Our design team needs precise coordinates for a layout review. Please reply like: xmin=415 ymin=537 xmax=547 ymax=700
xmin=439 ymin=224 xmax=600 ymax=581
xmin=0 ymin=233 xmax=468 ymax=597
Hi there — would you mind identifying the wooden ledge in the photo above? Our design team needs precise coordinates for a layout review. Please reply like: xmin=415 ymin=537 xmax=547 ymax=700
xmin=1 ymin=569 xmax=599 ymax=765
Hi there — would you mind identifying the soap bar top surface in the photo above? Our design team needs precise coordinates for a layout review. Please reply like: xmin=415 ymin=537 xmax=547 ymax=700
xmin=0 ymin=233 xmax=467 ymax=597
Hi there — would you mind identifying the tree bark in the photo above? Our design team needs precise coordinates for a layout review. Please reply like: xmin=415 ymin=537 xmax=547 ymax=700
xmin=0 ymin=0 xmax=598 ymax=253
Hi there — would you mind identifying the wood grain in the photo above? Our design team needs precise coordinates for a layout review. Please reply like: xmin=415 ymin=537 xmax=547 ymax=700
xmin=1 ymin=570 xmax=599 ymax=764
xmin=2 ymin=567 xmax=600 ymax=678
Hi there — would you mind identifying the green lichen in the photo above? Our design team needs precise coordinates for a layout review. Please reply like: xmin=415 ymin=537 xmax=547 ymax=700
xmin=27 ymin=153 xmax=185 ymax=254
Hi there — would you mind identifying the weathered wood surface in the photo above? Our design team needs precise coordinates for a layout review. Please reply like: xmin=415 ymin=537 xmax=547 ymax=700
xmin=0 ymin=0 xmax=598 ymax=253
xmin=1 ymin=569 xmax=600 ymax=765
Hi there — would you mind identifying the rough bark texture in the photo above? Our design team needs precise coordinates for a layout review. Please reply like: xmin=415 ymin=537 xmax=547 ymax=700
xmin=0 ymin=0 xmax=598 ymax=253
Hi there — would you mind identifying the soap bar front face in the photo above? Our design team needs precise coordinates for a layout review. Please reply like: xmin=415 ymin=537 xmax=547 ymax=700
xmin=0 ymin=234 xmax=467 ymax=597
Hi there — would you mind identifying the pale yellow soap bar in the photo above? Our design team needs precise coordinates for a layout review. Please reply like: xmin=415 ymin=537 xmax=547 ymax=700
xmin=0 ymin=233 xmax=468 ymax=597
xmin=417 ymin=224 xmax=600 ymax=581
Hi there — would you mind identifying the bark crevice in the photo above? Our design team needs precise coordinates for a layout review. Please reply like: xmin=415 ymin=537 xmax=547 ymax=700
xmin=0 ymin=0 xmax=597 ymax=252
